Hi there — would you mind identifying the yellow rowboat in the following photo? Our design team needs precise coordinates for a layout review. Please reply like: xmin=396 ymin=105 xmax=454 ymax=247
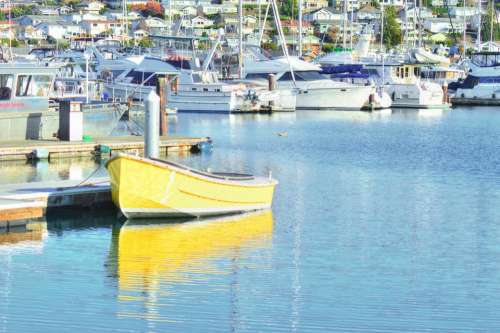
xmin=105 ymin=154 xmax=278 ymax=219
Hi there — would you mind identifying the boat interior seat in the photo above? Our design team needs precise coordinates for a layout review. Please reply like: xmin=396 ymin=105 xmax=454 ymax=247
xmin=150 ymin=157 xmax=255 ymax=181
xmin=0 ymin=87 xmax=11 ymax=100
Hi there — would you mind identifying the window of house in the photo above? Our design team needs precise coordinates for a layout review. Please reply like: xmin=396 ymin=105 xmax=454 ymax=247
xmin=16 ymin=75 xmax=52 ymax=97
xmin=0 ymin=74 xmax=13 ymax=100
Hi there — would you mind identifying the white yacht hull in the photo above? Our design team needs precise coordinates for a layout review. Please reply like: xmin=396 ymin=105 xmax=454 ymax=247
xmin=104 ymin=83 xmax=248 ymax=113
xmin=386 ymin=82 xmax=448 ymax=109
xmin=455 ymin=84 xmax=500 ymax=100
xmin=288 ymin=85 xmax=374 ymax=110
xmin=256 ymin=89 xmax=296 ymax=111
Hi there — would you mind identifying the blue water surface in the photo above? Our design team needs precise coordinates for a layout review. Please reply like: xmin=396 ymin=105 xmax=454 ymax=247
xmin=2 ymin=108 xmax=500 ymax=332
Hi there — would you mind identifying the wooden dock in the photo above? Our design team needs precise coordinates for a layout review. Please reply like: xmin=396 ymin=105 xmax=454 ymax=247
xmin=0 ymin=136 xmax=210 ymax=161
xmin=0 ymin=177 xmax=112 ymax=225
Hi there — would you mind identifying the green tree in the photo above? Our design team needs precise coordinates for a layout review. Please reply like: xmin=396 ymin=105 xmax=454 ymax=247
xmin=138 ymin=38 xmax=153 ymax=48
xmin=322 ymin=42 xmax=335 ymax=53
xmin=262 ymin=41 xmax=278 ymax=51
xmin=371 ymin=0 xmax=380 ymax=9
xmin=382 ymin=6 xmax=401 ymax=48
xmin=57 ymin=40 xmax=70 ymax=49
xmin=280 ymin=0 xmax=297 ymax=18
xmin=11 ymin=5 xmax=35 ymax=17
xmin=481 ymin=2 xmax=500 ymax=42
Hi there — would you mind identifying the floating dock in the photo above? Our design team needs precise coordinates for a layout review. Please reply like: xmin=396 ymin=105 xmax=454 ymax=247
xmin=0 ymin=178 xmax=112 ymax=226
xmin=0 ymin=136 xmax=210 ymax=161
xmin=451 ymin=97 xmax=500 ymax=106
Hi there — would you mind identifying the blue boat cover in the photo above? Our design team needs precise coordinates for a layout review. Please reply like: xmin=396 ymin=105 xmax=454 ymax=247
xmin=321 ymin=64 xmax=364 ymax=74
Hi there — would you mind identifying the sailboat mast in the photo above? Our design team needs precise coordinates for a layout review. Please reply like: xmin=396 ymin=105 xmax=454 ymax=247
xmin=463 ymin=0 xmax=466 ymax=57
xmin=298 ymin=0 xmax=303 ymax=57
xmin=380 ymin=2 xmax=384 ymax=52
xmin=412 ymin=0 xmax=416 ymax=47
xmin=490 ymin=0 xmax=494 ymax=50
xmin=404 ymin=0 xmax=408 ymax=49
xmin=477 ymin=0 xmax=482 ymax=48
xmin=350 ymin=4 xmax=353 ymax=49
xmin=343 ymin=0 xmax=347 ymax=49
xmin=238 ymin=0 xmax=243 ymax=78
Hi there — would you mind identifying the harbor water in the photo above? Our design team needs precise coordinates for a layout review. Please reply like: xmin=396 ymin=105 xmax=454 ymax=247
xmin=2 ymin=107 xmax=500 ymax=332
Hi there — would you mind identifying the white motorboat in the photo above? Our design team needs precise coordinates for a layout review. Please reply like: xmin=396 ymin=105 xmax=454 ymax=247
xmin=244 ymin=56 xmax=376 ymax=110
xmin=452 ymin=52 xmax=500 ymax=104
xmin=365 ymin=62 xmax=448 ymax=109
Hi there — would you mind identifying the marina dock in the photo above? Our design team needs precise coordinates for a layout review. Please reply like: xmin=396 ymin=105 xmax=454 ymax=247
xmin=0 ymin=136 xmax=210 ymax=161
xmin=451 ymin=97 xmax=500 ymax=106
xmin=0 ymin=177 xmax=112 ymax=225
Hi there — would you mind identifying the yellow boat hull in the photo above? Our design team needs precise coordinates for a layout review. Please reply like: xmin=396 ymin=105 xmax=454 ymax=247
xmin=106 ymin=154 xmax=278 ymax=218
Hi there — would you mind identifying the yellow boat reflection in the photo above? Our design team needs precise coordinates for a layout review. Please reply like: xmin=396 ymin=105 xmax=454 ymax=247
xmin=117 ymin=210 xmax=273 ymax=293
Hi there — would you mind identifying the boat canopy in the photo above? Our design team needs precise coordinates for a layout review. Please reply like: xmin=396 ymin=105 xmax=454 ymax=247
xmin=125 ymin=56 xmax=178 ymax=75
xmin=321 ymin=64 xmax=364 ymax=74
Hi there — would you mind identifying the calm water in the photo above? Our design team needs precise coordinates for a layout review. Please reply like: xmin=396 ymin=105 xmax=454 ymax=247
xmin=2 ymin=107 xmax=500 ymax=332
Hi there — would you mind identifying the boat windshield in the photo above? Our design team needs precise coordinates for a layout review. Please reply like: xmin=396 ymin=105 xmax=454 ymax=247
xmin=125 ymin=70 xmax=158 ymax=86
xmin=460 ymin=75 xmax=480 ymax=89
xmin=0 ymin=74 xmax=13 ymax=100
xmin=471 ymin=52 xmax=500 ymax=67
xmin=16 ymin=75 xmax=52 ymax=97
xmin=279 ymin=71 xmax=325 ymax=81
xmin=246 ymin=73 xmax=272 ymax=79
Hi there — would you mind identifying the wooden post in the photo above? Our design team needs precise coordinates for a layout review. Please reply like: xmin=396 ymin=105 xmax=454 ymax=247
xmin=157 ymin=76 xmax=168 ymax=136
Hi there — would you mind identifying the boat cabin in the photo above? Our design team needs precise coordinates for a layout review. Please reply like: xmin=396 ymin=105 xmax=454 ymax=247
xmin=420 ymin=66 xmax=464 ymax=83
xmin=365 ymin=63 xmax=422 ymax=85
xmin=471 ymin=52 xmax=500 ymax=67
xmin=394 ymin=64 xmax=421 ymax=82
xmin=0 ymin=64 xmax=57 ymax=113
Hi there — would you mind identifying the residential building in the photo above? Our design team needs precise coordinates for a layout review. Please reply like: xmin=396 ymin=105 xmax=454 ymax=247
xmin=423 ymin=17 xmax=464 ymax=33
xmin=17 ymin=25 xmax=46 ymax=41
xmin=431 ymin=0 xmax=458 ymax=6
xmin=82 ymin=20 xmax=125 ymax=36
xmin=356 ymin=4 xmax=381 ymax=21
xmin=36 ymin=22 xmax=67 ymax=39
xmin=64 ymin=23 xmax=85 ymax=38
xmin=303 ymin=7 xmax=343 ymax=22
xmin=303 ymin=0 xmax=329 ymax=13
xmin=133 ymin=28 xmax=148 ymax=39
xmin=143 ymin=17 xmax=168 ymax=29
xmin=379 ymin=0 xmax=404 ymax=7
xmin=403 ymin=6 xmax=433 ymax=20
xmin=190 ymin=15 xmax=213 ymax=28
xmin=449 ymin=6 xmax=479 ymax=18
xmin=200 ymin=4 xmax=237 ymax=15
xmin=77 ymin=1 xmax=106 ymax=14
xmin=282 ymin=19 xmax=315 ymax=35
xmin=37 ymin=7 xmax=59 ymax=15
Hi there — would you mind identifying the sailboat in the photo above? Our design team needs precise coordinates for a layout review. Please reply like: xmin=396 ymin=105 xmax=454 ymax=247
xmin=243 ymin=0 xmax=378 ymax=110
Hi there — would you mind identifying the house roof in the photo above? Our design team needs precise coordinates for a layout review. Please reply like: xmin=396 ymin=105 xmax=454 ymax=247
xmin=281 ymin=19 xmax=312 ymax=27
xmin=310 ymin=7 xmax=341 ymax=15
xmin=358 ymin=4 xmax=380 ymax=13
